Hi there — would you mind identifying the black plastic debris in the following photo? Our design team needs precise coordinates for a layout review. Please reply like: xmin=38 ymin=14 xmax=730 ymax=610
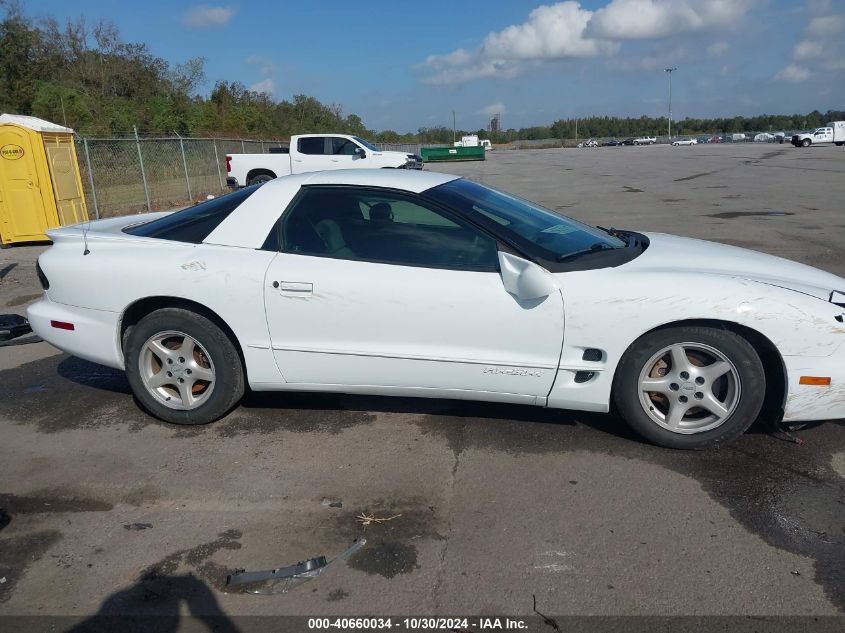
xmin=226 ymin=538 xmax=366 ymax=595
xmin=0 ymin=314 xmax=31 ymax=341
xmin=123 ymin=522 xmax=153 ymax=531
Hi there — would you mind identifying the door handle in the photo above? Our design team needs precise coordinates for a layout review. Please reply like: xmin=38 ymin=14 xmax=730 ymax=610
xmin=277 ymin=281 xmax=313 ymax=294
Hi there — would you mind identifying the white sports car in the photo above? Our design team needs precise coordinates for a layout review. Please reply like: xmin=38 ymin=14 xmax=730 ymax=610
xmin=29 ymin=170 xmax=845 ymax=448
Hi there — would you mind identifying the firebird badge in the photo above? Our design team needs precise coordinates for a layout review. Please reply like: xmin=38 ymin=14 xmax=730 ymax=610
xmin=483 ymin=366 xmax=543 ymax=377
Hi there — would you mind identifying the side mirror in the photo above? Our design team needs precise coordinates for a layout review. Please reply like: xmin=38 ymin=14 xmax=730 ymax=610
xmin=498 ymin=252 xmax=558 ymax=301
xmin=354 ymin=147 xmax=366 ymax=158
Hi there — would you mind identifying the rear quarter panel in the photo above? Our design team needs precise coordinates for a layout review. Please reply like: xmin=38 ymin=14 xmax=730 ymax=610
xmin=39 ymin=237 xmax=280 ymax=383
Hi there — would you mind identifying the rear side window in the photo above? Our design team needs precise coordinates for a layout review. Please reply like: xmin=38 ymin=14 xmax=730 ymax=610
xmin=123 ymin=185 xmax=259 ymax=243
xmin=298 ymin=137 xmax=327 ymax=155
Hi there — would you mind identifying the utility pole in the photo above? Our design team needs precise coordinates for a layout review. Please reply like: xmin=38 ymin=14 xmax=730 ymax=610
xmin=575 ymin=118 xmax=578 ymax=144
xmin=664 ymin=67 xmax=677 ymax=140
xmin=452 ymin=110 xmax=456 ymax=144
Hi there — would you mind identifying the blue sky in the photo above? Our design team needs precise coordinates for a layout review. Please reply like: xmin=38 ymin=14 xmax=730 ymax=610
xmin=20 ymin=0 xmax=845 ymax=132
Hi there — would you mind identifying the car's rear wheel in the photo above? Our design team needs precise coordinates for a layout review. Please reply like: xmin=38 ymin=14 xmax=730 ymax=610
xmin=247 ymin=173 xmax=274 ymax=185
xmin=613 ymin=326 xmax=765 ymax=449
xmin=125 ymin=308 xmax=244 ymax=425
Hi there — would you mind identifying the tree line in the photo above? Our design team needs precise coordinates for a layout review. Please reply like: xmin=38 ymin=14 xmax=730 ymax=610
xmin=0 ymin=4 xmax=369 ymax=138
xmin=1 ymin=4 xmax=841 ymax=143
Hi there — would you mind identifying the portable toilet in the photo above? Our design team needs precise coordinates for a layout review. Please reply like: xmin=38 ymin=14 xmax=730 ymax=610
xmin=0 ymin=114 xmax=88 ymax=245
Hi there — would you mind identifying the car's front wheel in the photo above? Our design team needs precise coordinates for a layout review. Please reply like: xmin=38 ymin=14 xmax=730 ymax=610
xmin=124 ymin=308 xmax=245 ymax=425
xmin=613 ymin=326 xmax=765 ymax=449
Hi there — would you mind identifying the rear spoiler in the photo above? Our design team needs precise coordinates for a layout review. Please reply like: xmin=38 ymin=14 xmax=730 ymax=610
xmin=45 ymin=211 xmax=172 ymax=242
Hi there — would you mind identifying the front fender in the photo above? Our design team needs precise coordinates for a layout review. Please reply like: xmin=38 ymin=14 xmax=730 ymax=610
xmin=546 ymin=270 xmax=844 ymax=412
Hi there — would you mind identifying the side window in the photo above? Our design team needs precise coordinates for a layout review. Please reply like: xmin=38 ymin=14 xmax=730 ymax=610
xmin=330 ymin=137 xmax=359 ymax=155
xmin=279 ymin=187 xmax=499 ymax=271
xmin=298 ymin=137 xmax=327 ymax=155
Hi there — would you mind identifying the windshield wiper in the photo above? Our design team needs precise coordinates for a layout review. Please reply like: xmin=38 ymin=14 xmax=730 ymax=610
xmin=597 ymin=226 xmax=631 ymax=244
xmin=556 ymin=243 xmax=615 ymax=262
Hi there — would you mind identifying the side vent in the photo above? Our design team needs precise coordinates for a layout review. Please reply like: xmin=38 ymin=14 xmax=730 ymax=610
xmin=574 ymin=371 xmax=595 ymax=383
xmin=582 ymin=348 xmax=602 ymax=362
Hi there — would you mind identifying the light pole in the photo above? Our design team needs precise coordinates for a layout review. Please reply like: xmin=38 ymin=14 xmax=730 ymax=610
xmin=452 ymin=110 xmax=456 ymax=144
xmin=664 ymin=67 xmax=677 ymax=140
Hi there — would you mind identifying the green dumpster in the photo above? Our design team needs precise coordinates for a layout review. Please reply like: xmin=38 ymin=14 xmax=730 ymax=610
xmin=420 ymin=146 xmax=485 ymax=162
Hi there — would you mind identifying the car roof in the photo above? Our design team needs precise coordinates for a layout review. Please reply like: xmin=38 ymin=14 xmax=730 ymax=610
xmin=295 ymin=168 xmax=460 ymax=193
xmin=203 ymin=169 xmax=463 ymax=250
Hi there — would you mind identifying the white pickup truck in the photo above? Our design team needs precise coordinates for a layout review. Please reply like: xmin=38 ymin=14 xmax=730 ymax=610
xmin=633 ymin=136 xmax=656 ymax=145
xmin=226 ymin=134 xmax=423 ymax=187
xmin=791 ymin=121 xmax=845 ymax=147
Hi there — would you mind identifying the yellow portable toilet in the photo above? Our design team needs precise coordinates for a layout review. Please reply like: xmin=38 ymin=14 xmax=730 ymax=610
xmin=0 ymin=114 xmax=88 ymax=245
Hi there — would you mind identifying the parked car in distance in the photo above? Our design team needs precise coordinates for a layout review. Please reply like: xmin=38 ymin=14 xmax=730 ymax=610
xmin=791 ymin=121 xmax=845 ymax=147
xmin=226 ymin=134 xmax=423 ymax=187
xmin=707 ymin=136 xmax=723 ymax=143
xmin=577 ymin=139 xmax=599 ymax=148
xmin=672 ymin=138 xmax=698 ymax=146
xmin=28 ymin=169 xmax=845 ymax=449
xmin=633 ymin=136 xmax=656 ymax=145
xmin=603 ymin=139 xmax=622 ymax=146
xmin=696 ymin=136 xmax=711 ymax=144
xmin=621 ymin=138 xmax=636 ymax=146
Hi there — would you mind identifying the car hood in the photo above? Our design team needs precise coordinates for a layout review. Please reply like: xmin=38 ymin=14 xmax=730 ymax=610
xmin=628 ymin=232 xmax=845 ymax=301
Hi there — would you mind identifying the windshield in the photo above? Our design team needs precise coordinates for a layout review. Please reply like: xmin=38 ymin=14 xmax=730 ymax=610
xmin=426 ymin=179 xmax=625 ymax=263
xmin=354 ymin=137 xmax=380 ymax=151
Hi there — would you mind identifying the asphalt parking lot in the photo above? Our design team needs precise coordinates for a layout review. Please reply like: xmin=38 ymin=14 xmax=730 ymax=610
xmin=1 ymin=143 xmax=844 ymax=621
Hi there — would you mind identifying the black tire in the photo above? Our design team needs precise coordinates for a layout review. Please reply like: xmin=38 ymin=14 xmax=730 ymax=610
xmin=247 ymin=173 xmax=274 ymax=186
xmin=801 ymin=138 xmax=811 ymax=147
xmin=124 ymin=308 xmax=244 ymax=425
xmin=613 ymin=326 xmax=765 ymax=449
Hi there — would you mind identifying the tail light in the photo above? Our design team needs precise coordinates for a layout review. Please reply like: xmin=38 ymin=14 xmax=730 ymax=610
xmin=226 ymin=155 xmax=232 ymax=173
xmin=36 ymin=258 xmax=49 ymax=290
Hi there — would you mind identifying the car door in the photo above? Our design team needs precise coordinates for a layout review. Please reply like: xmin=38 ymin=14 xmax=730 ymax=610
xmin=293 ymin=137 xmax=333 ymax=173
xmin=262 ymin=185 xmax=564 ymax=403
xmin=814 ymin=128 xmax=833 ymax=143
xmin=327 ymin=137 xmax=362 ymax=168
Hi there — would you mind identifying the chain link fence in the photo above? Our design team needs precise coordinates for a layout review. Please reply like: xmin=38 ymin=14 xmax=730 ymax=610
xmin=77 ymin=136 xmax=443 ymax=218
xmin=76 ymin=133 xmax=797 ymax=219
xmin=77 ymin=136 xmax=287 ymax=218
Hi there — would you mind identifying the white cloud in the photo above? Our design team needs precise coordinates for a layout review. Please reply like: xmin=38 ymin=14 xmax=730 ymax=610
xmin=587 ymin=0 xmax=754 ymax=40
xmin=478 ymin=103 xmax=506 ymax=117
xmin=183 ymin=5 xmax=235 ymax=28
xmin=422 ymin=2 xmax=617 ymax=85
xmin=775 ymin=5 xmax=844 ymax=83
xmin=806 ymin=14 xmax=845 ymax=37
xmin=793 ymin=40 xmax=823 ymax=60
xmin=419 ymin=1 xmax=755 ymax=85
xmin=775 ymin=63 xmax=811 ymax=82
xmin=249 ymin=78 xmax=275 ymax=94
